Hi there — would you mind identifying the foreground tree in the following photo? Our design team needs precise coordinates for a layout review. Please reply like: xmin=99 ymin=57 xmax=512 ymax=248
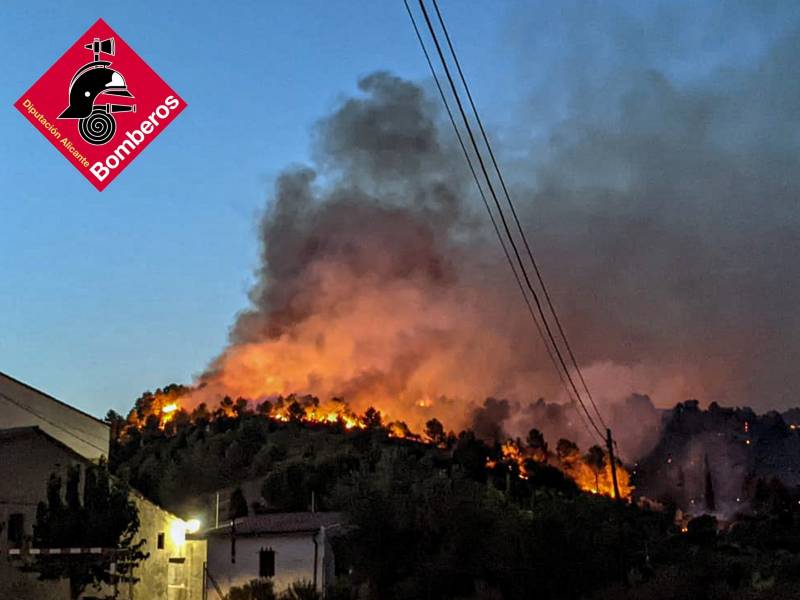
xmin=26 ymin=462 xmax=147 ymax=599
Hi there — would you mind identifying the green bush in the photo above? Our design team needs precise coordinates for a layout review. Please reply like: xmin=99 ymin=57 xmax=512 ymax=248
xmin=226 ymin=578 xmax=277 ymax=600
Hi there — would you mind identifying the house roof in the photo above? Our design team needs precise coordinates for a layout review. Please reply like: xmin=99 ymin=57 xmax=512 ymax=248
xmin=202 ymin=512 xmax=345 ymax=537
xmin=0 ymin=425 xmax=93 ymax=465
xmin=0 ymin=371 xmax=107 ymax=427
xmin=0 ymin=425 xmax=192 ymax=524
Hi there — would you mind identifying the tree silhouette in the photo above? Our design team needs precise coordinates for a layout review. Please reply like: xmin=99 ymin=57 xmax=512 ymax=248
xmin=586 ymin=446 xmax=606 ymax=494
xmin=27 ymin=463 xmax=147 ymax=599
xmin=230 ymin=487 xmax=250 ymax=520
xmin=556 ymin=439 xmax=579 ymax=463
xmin=425 ymin=418 xmax=446 ymax=446
xmin=527 ymin=428 xmax=549 ymax=462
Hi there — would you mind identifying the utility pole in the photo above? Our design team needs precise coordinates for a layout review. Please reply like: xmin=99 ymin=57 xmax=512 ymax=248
xmin=230 ymin=518 xmax=236 ymax=565
xmin=606 ymin=428 xmax=621 ymax=501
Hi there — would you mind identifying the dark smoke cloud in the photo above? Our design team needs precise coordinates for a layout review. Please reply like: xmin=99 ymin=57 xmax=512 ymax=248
xmin=198 ymin=3 xmax=800 ymax=460
xmin=197 ymin=72 xmax=557 ymax=433
xmin=472 ymin=398 xmax=512 ymax=443
xmin=504 ymin=1 xmax=800 ymax=412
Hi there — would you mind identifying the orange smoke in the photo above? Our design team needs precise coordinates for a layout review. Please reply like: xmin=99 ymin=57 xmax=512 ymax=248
xmin=191 ymin=273 xmax=556 ymax=435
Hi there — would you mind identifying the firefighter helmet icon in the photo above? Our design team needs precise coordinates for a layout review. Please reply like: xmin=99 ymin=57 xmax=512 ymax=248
xmin=58 ymin=37 xmax=136 ymax=145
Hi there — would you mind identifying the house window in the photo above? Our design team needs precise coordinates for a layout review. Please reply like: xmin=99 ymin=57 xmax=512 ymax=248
xmin=157 ymin=532 xmax=165 ymax=550
xmin=8 ymin=513 xmax=24 ymax=547
xmin=259 ymin=548 xmax=275 ymax=578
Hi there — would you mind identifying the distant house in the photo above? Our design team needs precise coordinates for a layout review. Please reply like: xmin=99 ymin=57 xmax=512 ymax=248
xmin=0 ymin=372 xmax=207 ymax=600
xmin=202 ymin=512 xmax=344 ymax=596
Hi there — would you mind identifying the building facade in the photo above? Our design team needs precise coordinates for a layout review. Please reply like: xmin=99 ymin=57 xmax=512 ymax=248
xmin=0 ymin=372 xmax=206 ymax=600
xmin=203 ymin=512 xmax=343 ymax=596
xmin=0 ymin=372 xmax=110 ymax=462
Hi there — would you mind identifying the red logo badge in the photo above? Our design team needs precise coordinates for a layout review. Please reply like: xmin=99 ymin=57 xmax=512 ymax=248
xmin=14 ymin=19 xmax=186 ymax=191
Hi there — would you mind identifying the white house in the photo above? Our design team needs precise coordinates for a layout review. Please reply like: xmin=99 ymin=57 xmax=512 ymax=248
xmin=202 ymin=512 xmax=344 ymax=596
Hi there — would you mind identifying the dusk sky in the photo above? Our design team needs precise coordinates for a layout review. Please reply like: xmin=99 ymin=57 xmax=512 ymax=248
xmin=0 ymin=1 xmax=511 ymax=418
xmin=2 ymin=1 xmax=797 ymax=420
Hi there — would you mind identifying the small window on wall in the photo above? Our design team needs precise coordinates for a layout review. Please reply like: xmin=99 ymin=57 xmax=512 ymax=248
xmin=157 ymin=532 xmax=165 ymax=549
xmin=259 ymin=548 xmax=275 ymax=578
xmin=8 ymin=513 xmax=24 ymax=547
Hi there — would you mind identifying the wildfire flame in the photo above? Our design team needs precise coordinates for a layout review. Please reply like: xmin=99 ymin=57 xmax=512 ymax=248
xmin=125 ymin=389 xmax=420 ymax=442
xmin=490 ymin=439 xmax=633 ymax=500
xmin=124 ymin=388 xmax=630 ymax=500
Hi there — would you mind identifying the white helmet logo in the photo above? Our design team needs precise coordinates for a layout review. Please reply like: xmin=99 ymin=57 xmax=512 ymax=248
xmin=107 ymin=71 xmax=126 ymax=88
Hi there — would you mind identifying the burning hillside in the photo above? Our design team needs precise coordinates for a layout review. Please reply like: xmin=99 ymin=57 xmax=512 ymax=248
xmin=177 ymin=31 xmax=800 ymax=444
xmin=121 ymin=29 xmax=800 ymax=508
xmin=150 ymin=73 xmax=661 ymax=469
xmin=112 ymin=74 xmax=652 ymax=503
xmin=182 ymin=72 xmax=659 ymax=448
xmin=489 ymin=439 xmax=632 ymax=498
xmin=122 ymin=386 xmax=632 ymax=500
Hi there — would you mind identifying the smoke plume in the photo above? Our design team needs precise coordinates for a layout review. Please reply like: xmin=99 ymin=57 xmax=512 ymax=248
xmin=194 ymin=3 xmax=800 ymax=458
xmin=196 ymin=72 xmax=558 ymax=433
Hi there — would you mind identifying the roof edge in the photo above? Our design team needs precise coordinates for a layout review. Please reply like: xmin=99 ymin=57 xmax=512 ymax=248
xmin=0 ymin=371 xmax=108 ymax=427
xmin=0 ymin=425 xmax=189 ymax=523
xmin=0 ymin=425 xmax=94 ymax=466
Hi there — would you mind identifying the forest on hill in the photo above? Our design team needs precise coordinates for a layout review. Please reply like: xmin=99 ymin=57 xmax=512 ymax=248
xmin=107 ymin=389 xmax=800 ymax=599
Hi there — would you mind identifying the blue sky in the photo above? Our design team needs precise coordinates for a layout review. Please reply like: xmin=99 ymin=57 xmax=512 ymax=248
xmin=1 ymin=1 xmax=796 ymax=418
xmin=0 ymin=1 xmax=522 ymax=417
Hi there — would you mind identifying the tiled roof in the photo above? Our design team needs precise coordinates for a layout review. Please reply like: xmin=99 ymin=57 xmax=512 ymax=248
xmin=203 ymin=512 xmax=344 ymax=536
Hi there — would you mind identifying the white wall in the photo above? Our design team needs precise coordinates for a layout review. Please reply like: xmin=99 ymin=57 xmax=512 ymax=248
xmin=206 ymin=532 xmax=326 ymax=595
xmin=127 ymin=494 xmax=207 ymax=600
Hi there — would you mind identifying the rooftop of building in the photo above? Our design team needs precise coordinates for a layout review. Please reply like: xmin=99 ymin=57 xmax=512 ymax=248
xmin=0 ymin=371 xmax=107 ymax=427
xmin=201 ymin=512 xmax=345 ymax=537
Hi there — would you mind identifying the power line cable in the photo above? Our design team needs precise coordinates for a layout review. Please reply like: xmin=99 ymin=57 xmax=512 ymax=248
xmin=403 ymin=0 xmax=599 ymax=443
xmin=415 ymin=0 xmax=603 ymax=440
xmin=430 ymin=0 xmax=609 ymax=432
xmin=414 ymin=0 xmax=605 ymax=442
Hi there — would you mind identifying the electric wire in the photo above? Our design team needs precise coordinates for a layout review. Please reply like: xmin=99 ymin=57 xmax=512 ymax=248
xmin=414 ymin=0 xmax=606 ymax=442
xmin=403 ymin=0 xmax=599 ymax=443
xmin=416 ymin=0 xmax=604 ymax=441
xmin=430 ymin=0 xmax=609 ymax=432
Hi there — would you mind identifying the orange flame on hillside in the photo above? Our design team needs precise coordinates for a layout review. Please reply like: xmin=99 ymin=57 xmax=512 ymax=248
xmin=125 ymin=389 xmax=419 ymax=441
xmin=490 ymin=439 xmax=633 ymax=500
xmin=125 ymin=388 xmax=630 ymax=500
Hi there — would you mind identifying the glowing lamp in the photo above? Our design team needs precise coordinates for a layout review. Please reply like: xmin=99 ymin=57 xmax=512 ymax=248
xmin=170 ymin=520 xmax=186 ymax=546
xmin=185 ymin=519 xmax=201 ymax=534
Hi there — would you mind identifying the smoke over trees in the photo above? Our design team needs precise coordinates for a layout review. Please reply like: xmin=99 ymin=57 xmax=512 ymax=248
xmin=191 ymin=1 xmax=800 ymax=460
